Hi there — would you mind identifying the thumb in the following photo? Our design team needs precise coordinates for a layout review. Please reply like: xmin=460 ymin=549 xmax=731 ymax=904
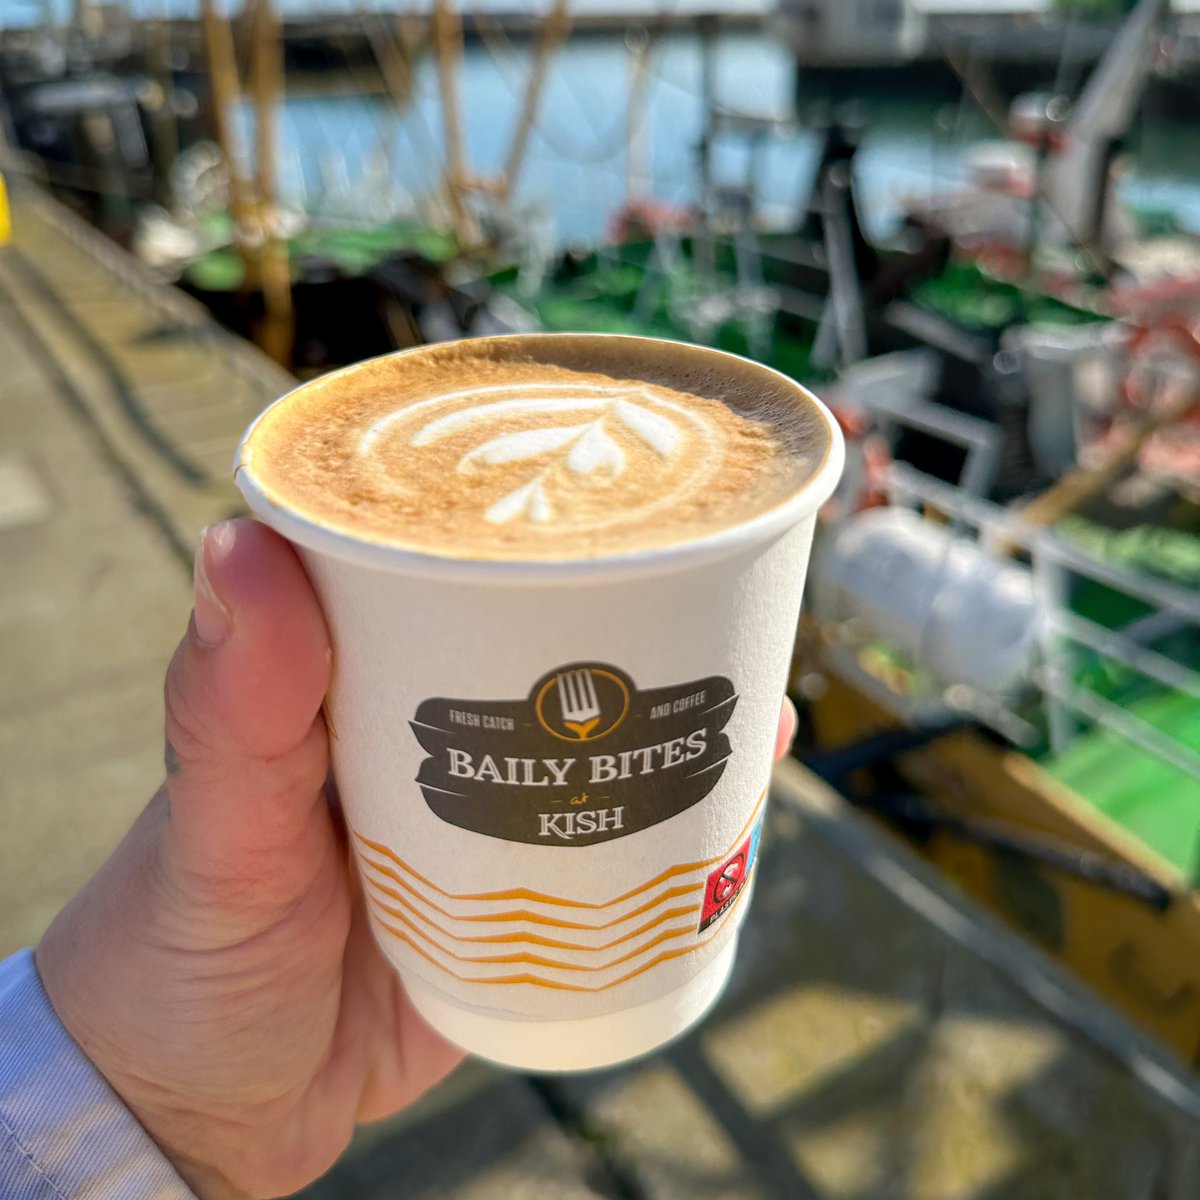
xmin=163 ymin=519 xmax=333 ymax=888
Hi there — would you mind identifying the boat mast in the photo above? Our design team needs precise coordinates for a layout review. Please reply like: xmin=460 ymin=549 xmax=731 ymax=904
xmin=199 ymin=0 xmax=257 ymax=289
xmin=433 ymin=0 xmax=471 ymax=246
xmin=251 ymin=0 xmax=293 ymax=366
xmin=626 ymin=29 xmax=652 ymax=202
xmin=361 ymin=7 xmax=423 ymax=195
xmin=71 ymin=0 xmax=96 ymax=44
xmin=498 ymin=0 xmax=572 ymax=205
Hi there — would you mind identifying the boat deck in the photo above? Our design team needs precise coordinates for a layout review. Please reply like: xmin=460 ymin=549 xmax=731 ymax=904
xmin=2 ymin=177 xmax=1198 ymax=1199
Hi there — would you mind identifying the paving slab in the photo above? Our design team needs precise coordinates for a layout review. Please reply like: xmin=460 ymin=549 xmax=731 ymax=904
xmin=577 ymin=1063 xmax=762 ymax=1200
xmin=0 ymin=188 xmax=275 ymax=954
xmin=308 ymin=1075 xmax=607 ymax=1200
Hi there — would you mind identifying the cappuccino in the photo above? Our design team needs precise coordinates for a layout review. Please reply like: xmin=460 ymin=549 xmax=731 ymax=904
xmin=239 ymin=336 xmax=830 ymax=560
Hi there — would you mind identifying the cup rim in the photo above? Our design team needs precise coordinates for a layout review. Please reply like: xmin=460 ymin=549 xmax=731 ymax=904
xmin=234 ymin=333 xmax=845 ymax=584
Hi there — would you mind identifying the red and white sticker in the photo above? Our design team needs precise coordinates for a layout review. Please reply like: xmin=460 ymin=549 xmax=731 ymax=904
xmin=698 ymin=817 xmax=762 ymax=933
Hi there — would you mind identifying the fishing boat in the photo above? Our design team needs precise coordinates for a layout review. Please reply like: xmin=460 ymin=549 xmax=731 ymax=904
xmin=901 ymin=0 xmax=1200 ymax=310
xmin=482 ymin=1 xmax=1200 ymax=1071
xmin=789 ymin=11 xmax=1200 ymax=1073
xmin=796 ymin=399 xmax=1200 ymax=1068
xmin=0 ymin=0 xmax=571 ymax=370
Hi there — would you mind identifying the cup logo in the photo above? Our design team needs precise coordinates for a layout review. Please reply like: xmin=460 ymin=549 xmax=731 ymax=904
xmin=534 ymin=665 xmax=630 ymax=742
xmin=355 ymin=383 xmax=724 ymax=533
xmin=411 ymin=663 xmax=738 ymax=846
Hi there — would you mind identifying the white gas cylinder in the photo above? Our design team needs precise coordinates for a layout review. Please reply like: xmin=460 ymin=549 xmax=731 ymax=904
xmin=813 ymin=507 xmax=1044 ymax=694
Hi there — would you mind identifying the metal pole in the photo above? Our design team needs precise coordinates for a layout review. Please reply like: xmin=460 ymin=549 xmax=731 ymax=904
xmin=697 ymin=14 xmax=717 ymax=224
xmin=693 ymin=13 xmax=720 ymax=292
xmin=149 ymin=18 xmax=179 ymax=204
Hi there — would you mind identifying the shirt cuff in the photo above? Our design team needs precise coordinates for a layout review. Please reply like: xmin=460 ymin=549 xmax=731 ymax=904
xmin=0 ymin=948 xmax=194 ymax=1199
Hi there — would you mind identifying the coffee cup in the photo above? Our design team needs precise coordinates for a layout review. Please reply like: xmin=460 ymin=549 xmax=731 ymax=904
xmin=235 ymin=334 xmax=843 ymax=1071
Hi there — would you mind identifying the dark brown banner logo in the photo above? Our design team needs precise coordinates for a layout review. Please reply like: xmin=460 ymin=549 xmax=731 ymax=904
xmin=411 ymin=663 xmax=737 ymax=846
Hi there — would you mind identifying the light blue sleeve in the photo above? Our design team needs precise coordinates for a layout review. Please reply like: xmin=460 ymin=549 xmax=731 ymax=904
xmin=0 ymin=948 xmax=194 ymax=1199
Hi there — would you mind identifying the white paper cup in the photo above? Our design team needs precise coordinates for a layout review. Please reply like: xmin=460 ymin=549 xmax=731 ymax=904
xmin=235 ymin=335 xmax=843 ymax=1072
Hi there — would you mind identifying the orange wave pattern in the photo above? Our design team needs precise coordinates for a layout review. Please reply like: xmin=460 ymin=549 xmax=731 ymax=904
xmin=360 ymin=856 xmax=703 ymax=931
xmin=371 ymin=884 xmax=753 ymax=993
xmin=353 ymin=790 xmax=765 ymax=992
xmin=367 ymin=894 xmax=699 ymax=972
xmin=362 ymin=869 xmax=702 ymax=948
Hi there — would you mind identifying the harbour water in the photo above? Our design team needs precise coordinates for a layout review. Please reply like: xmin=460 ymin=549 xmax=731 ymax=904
xmin=254 ymin=30 xmax=1200 ymax=246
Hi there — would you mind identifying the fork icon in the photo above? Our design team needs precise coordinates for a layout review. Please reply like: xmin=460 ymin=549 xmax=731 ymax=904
xmin=557 ymin=668 xmax=602 ymax=739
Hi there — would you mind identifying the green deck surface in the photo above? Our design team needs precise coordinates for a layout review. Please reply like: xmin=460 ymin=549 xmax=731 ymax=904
xmin=1043 ymin=688 xmax=1200 ymax=883
xmin=908 ymin=261 xmax=1104 ymax=332
xmin=496 ymin=238 xmax=1100 ymax=382
xmin=1043 ymin=520 xmax=1200 ymax=883
xmin=183 ymin=219 xmax=460 ymax=291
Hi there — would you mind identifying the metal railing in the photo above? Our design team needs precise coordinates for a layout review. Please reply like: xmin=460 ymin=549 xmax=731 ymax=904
xmin=879 ymin=463 xmax=1200 ymax=788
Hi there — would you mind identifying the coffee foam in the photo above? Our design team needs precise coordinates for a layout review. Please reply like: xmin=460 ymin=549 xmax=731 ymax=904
xmin=240 ymin=337 xmax=830 ymax=560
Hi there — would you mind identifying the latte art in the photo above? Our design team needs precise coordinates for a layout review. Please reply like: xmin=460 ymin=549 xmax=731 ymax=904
xmin=356 ymin=383 xmax=723 ymax=532
xmin=238 ymin=336 xmax=830 ymax=560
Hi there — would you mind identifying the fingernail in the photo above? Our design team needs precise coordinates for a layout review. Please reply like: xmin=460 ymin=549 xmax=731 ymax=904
xmin=775 ymin=697 xmax=799 ymax=762
xmin=783 ymin=696 xmax=798 ymax=743
xmin=193 ymin=524 xmax=234 ymax=647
